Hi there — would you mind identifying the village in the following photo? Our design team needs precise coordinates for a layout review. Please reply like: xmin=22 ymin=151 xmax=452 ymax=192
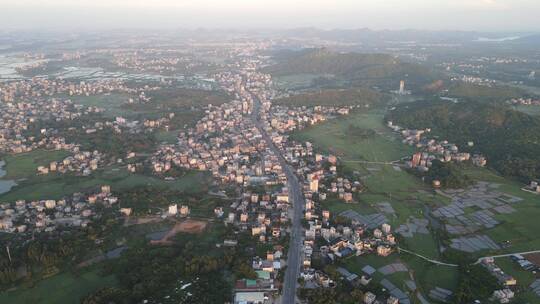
xmin=2 ymin=43 xmax=540 ymax=304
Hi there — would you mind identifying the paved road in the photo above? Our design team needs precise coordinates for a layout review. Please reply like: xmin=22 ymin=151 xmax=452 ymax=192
xmin=400 ymin=246 xmax=540 ymax=267
xmin=474 ymin=250 xmax=540 ymax=264
xmin=250 ymin=93 xmax=304 ymax=304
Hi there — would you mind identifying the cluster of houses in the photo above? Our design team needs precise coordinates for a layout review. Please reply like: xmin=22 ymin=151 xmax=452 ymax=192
xmin=523 ymin=180 xmax=540 ymax=194
xmin=507 ymin=97 xmax=540 ymax=106
xmin=479 ymin=258 xmax=517 ymax=303
xmin=0 ymin=185 xmax=117 ymax=235
xmin=265 ymin=104 xmax=351 ymax=133
xmin=387 ymin=121 xmax=487 ymax=173
xmin=37 ymin=149 xmax=105 ymax=176
xmin=0 ymin=97 xmax=87 ymax=154
xmin=111 ymin=49 xmax=207 ymax=75
xmin=0 ymin=78 xmax=132 ymax=102
xmin=149 ymin=99 xmax=277 ymax=186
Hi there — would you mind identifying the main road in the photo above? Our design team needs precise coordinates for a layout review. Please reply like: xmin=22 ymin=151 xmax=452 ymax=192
xmin=250 ymin=93 xmax=304 ymax=304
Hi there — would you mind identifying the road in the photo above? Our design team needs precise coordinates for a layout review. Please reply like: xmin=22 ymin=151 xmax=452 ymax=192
xmin=398 ymin=247 xmax=458 ymax=267
xmin=250 ymin=93 xmax=304 ymax=304
xmin=473 ymin=250 xmax=540 ymax=264
xmin=399 ymin=246 xmax=540 ymax=267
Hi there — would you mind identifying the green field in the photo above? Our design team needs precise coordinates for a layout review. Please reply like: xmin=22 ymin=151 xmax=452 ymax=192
xmin=292 ymin=110 xmax=413 ymax=162
xmin=462 ymin=167 xmax=540 ymax=253
xmin=2 ymin=149 xmax=71 ymax=180
xmin=0 ymin=268 xmax=117 ymax=304
xmin=0 ymin=164 xmax=210 ymax=202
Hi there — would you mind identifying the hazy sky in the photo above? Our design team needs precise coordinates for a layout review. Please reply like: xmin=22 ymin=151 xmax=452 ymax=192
xmin=1 ymin=0 xmax=539 ymax=32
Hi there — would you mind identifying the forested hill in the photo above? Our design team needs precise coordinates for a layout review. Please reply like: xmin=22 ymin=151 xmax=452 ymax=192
xmin=387 ymin=100 xmax=540 ymax=181
xmin=273 ymin=88 xmax=385 ymax=107
xmin=264 ymin=49 xmax=396 ymax=76
xmin=263 ymin=48 xmax=441 ymax=90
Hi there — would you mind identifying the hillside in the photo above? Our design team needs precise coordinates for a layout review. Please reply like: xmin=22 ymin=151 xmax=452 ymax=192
xmin=446 ymin=83 xmax=528 ymax=103
xmin=273 ymin=88 xmax=385 ymax=107
xmin=263 ymin=49 xmax=441 ymax=90
xmin=387 ymin=100 xmax=540 ymax=181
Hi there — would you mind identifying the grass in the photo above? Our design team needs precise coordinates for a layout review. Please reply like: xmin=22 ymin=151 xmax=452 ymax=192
xmin=401 ymin=233 xmax=440 ymax=259
xmin=292 ymin=110 xmax=413 ymax=163
xmin=0 ymin=268 xmax=117 ymax=304
xmin=2 ymin=149 xmax=71 ymax=180
xmin=402 ymin=256 xmax=459 ymax=292
xmin=0 ymin=165 xmax=210 ymax=202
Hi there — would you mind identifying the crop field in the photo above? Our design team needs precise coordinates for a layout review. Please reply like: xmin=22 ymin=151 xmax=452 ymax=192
xmin=461 ymin=167 xmax=540 ymax=253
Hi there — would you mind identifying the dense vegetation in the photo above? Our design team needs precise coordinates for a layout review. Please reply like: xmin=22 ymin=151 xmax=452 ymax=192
xmin=264 ymin=48 xmax=440 ymax=90
xmin=417 ymin=160 xmax=472 ymax=189
xmin=388 ymin=100 xmax=540 ymax=181
xmin=446 ymin=83 xmax=528 ymax=103
xmin=452 ymin=264 xmax=499 ymax=304
xmin=273 ymin=88 xmax=384 ymax=107
xmin=0 ymin=207 xmax=120 ymax=287
xmin=80 ymin=225 xmax=271 ymax=304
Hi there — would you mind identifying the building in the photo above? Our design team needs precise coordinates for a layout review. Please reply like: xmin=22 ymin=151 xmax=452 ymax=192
xmin=309 ymin=177 xmax=319 ymax=193
xmin=168 ymin=204 xmax=178 ymax=215
xmin=234 ymin=291 xmax=266 ymax=304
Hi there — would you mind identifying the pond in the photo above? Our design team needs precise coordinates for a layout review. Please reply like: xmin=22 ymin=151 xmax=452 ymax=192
xmin=0 ymin=160 xmax=17 ymax=195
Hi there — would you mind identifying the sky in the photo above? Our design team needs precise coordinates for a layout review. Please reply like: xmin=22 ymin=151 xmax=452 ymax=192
xmin=0 ymin=0 xmax=539 ymax=32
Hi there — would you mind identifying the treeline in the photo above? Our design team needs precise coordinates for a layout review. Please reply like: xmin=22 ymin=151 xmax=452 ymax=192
xmin=273 ymin=88 xmax=384 ymax=107
xmin=387 ymin=100 xmax=540 ymax=181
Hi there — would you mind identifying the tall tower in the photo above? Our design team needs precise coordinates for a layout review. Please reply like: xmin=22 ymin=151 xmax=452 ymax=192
xmin=399 ymin=80 xmax=405 ymax=94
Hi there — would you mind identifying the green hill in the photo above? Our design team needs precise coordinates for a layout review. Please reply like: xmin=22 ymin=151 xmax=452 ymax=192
xmin=273 ymin=88 xmax=385 ymax=107
xmin=387 ymin=100 xmax=540 ymax=181
xmin=264 ymin=49 xmax=440 ymax=90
